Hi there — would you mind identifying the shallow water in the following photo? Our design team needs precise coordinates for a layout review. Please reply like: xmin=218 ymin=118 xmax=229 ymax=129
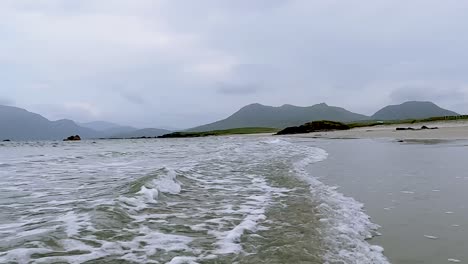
xmin=311 ymin=139 xmax=468 ymax=264
xmin=0 ymin=137 xmax=386 ymax=264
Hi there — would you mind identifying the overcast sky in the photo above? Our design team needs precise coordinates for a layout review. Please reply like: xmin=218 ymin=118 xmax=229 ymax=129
xmin=1 ymin=0 xmax=468 ymax=128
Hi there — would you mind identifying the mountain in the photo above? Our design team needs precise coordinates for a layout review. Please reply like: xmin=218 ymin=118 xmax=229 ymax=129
xmin=79 ymin=121 xmax=125 ymax=131
xmin=0 ymin=105 xmax=169 ymax=140
xmin=189 ymin=103 xmax=369 ymax=131
xmin=79 ymin=121 xmax=138 ymax=136
xmin=110 ymin=128 xmax=171 ymax=138
xmin=0 ymin=105 xmax=101 ymax=140
xmin=371 ymin=101 xmax=459 ymax=120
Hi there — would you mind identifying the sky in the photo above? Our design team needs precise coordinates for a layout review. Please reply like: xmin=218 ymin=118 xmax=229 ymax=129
xmin=1 ymin=0 xmax=468 ymax=128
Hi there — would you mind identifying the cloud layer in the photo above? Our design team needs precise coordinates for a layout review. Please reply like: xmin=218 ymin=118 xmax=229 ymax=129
xmin=1 ymin=0 xmax=468 ymax=128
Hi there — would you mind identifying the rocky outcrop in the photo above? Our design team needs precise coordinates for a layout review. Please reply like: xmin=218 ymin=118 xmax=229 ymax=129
xmin=63 ymin=135 xmax=81 ymax=141
xmin=396 ymin=126 xmax=438 ymax=131
xmin=276 ymin=120 xmax=350 ymax=135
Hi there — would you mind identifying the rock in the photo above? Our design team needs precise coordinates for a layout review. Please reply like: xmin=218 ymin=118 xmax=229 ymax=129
xmin=397 ymin=126 xmax=438 ymax=131
xmin=276 ymin=120 xmax=350 ymax=135
xmin=2 ymin=139 xmax=11 ymax=142
xmin=63 ymin=135 xmax=81 ymax=141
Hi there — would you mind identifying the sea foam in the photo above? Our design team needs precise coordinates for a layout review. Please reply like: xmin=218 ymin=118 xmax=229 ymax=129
xmin=293 ymin=146 xmax=389 ymax=264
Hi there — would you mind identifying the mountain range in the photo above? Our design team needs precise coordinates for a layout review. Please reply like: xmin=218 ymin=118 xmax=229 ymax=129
xmin=189 ymin=103 xmax=369 ymax=131
xmin=0 ymin=105 xmax=170 ymax=140
xmin=189 ymin=101 xmax=459 ymax=132
xmin=0 ymin=101 xmax=460 ymax=140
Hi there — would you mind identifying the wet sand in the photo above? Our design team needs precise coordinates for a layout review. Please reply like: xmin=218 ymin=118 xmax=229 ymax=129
xmin=306 ymin=138 xmax=468 ymax=264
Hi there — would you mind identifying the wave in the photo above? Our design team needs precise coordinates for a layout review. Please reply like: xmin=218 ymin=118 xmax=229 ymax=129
xmin=294 ymin=146 xmax=389 ymax=264
xmin=119 ymin=167 xmax=182 ymax=211
xmin=0 ymin=136 xmax=389 ymax=264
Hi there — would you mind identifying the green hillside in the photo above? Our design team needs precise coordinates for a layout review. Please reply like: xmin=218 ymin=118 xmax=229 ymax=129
xmin=189 ymin=103 xmax=369 ymax=131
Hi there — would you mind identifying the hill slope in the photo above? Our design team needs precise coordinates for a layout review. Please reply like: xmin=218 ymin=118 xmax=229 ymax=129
xmin=189 ymin=103 xmax=369 ymax=131
xmin=372 ymin=101 xmax=459 ymax=120
xmin=79 ymin=121 xmax=138 ymax=136
xmin=0 ymin=105 xmax=100 ymax=140
xmin=110 ymin=128 xmax=171 ymax=138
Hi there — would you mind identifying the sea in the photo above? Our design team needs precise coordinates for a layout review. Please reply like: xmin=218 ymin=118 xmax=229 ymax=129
xmin=1 ymin=136 xmax=466 ymax=263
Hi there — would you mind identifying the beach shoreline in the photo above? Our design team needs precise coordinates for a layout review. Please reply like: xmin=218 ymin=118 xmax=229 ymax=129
xmin=284 ymin=120 xmax=468 ymax=140
xmin=307 ymin=138 xmax=468 ymax=264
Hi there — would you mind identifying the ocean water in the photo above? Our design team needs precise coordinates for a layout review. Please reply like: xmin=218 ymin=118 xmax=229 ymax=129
xmin=0 ymin=137 xmax=387 ymax=264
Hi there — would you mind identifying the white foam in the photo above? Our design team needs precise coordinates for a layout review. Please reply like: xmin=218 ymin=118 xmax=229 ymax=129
xmin=17 ymin=225 xmax=195 ymax=264
xmin=137 ymin=186 xmax=159 ymax=203
xmin=448 ymin=259 xmax=461 ymax=263
xmin=56 ymin=211 xmax=91 ymax=237
xmin=209 ymin=175 xmax=287 ymax=255
xmin=167 ymin=256 xmax=199 ymax=264
xmin=0 ymin=248 xmax=52 ymax=264
xmin=118 ymin=168 xmax=182 ymax=211
xmin=424 ymin=235 xmax=439 ymax=240
xmin=214 ymin=212 xmax=267 ymax=254
xmin=293 ymin=146 xmax=389 ymax=264
xmin=152 ymin=168 xmax=181 ymax=194
xmin=14 ymin=228 xmax=55 ymax=239
xmin=262 ymin=138 xmax=291 ymax=145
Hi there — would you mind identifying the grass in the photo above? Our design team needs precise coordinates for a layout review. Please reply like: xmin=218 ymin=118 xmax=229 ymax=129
xmin=347 ymin=115 xmax=468 ymax=128
xmin=158 ymin=127 xmax=280 ymax=138
xmin=276 ymin=115 xmax=468 ymax=135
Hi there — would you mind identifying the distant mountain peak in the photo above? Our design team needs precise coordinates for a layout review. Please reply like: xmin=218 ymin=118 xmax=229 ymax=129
xmin=189 ymin=102 xmax=369 ymax=131
xmin=372 ymin=101 xmax=458 ymax=120
xmin=315 ymin=102 xmax=328 ymax=107
xmin=241 ymin=103 xmax=266 ymax=109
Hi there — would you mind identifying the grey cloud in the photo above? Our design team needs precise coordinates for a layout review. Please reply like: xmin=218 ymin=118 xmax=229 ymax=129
xmin=390 ymin=85 xmax=465 ymax=103
xmin=2 ymin=0 xmax=468 ymax=128
xmin=389 ymin=84 xmax=468 ymax=112
xmin=0 ymin=97 xmax=14 ymax=106
xmin=216 ymin=83 xmax=261 ymax=95
xmin=214 ymin=64 xmax=280 ymax=95
xmin=30 ymin=103 xmax=100 ymax=122
xmin=121 ymin=93 xmax=146 ymax=105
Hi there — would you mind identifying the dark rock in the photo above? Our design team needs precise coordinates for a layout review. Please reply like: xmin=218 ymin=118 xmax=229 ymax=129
xmin=276 ymin=120 xmax=350 ymax=135
xmin=397 ymin=126 xmax=438 ymax=131
xmin=63 ymin=135 xmax=81 ymax=141
xmin=2 ymin=139 xmax=11 ymax=142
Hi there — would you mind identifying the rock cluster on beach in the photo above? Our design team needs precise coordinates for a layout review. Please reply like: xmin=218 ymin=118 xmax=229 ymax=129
xmin=276 ymin=120 xmax=350 ymax=135
xmin=63 ymin=135 xmax=81 ymax=141
xmin=396 ymin=126 xmax=439 ymax=131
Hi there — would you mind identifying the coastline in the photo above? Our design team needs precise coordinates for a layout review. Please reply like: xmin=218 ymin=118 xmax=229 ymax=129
xmin=307 ymin=138 xmax=468 ymax=264
xmin=284 ymin=120 xmax=468 ymax=140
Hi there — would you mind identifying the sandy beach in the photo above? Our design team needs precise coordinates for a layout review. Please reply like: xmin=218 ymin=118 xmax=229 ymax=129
xmin=291 ymin=120 xmax=468 ymax=140
xmin=307 ymin=138 xmax=468 ymax=264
